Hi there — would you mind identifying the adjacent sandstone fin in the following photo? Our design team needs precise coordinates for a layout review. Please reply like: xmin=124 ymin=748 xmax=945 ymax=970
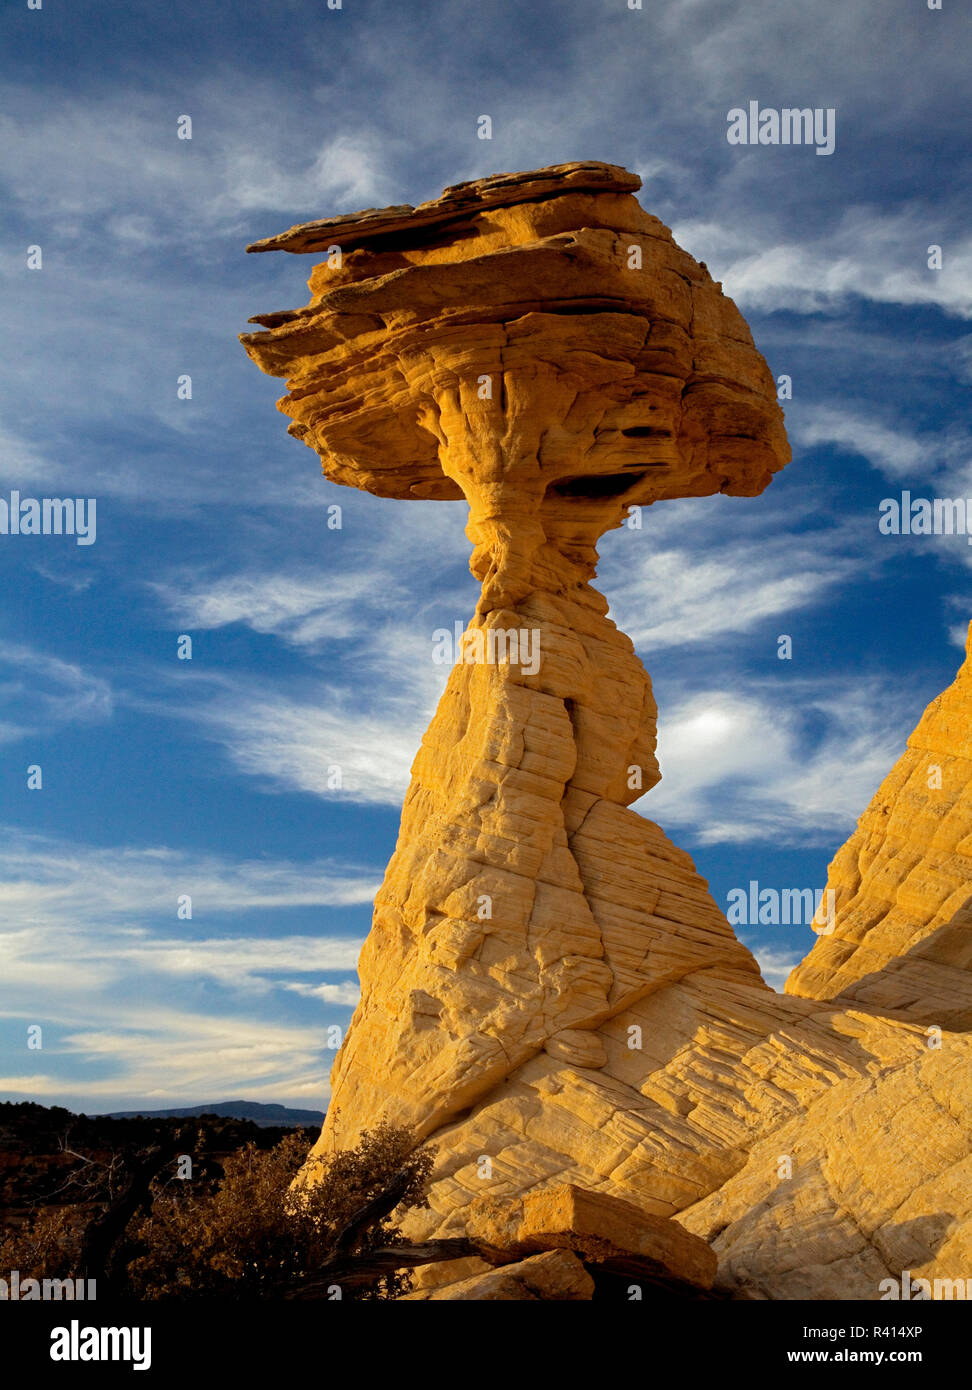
xmin=787 ymin=622 xmax=972 ymax=1028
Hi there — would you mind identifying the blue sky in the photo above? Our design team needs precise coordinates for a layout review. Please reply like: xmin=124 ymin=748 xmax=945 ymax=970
xmin=1 ymin=0 xmax=969 ymax=1112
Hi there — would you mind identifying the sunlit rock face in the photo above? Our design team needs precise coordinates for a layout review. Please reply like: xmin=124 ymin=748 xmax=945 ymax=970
xmin=243 ymin=165 xmax=971 ymax=1300
xmin=242 ymin=160 xmax=788 ymax=610
xmin=786 ymin=624 xmax=972 ymax=1028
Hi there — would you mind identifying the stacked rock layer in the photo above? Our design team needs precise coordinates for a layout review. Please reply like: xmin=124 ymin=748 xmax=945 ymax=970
xmin=242 ymin=164 xmax=971 ymax=1299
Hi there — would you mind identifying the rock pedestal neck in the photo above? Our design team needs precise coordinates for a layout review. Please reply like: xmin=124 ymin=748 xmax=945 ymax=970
xmin=243 ymin=164 xmax=971 ymax=1300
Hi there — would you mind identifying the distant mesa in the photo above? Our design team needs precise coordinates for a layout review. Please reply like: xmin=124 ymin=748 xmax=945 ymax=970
xmin=101 ymin=1101 xmax=325 ymax=1129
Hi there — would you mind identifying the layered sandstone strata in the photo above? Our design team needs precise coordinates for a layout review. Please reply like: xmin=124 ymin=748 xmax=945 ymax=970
xmin=786 ymin=627 xmax=972 ymax=1029
xmin=679 ymin=638 xmax=972 ymax=1297
xmin=243 ymin=164 xmax=971 ymax=1300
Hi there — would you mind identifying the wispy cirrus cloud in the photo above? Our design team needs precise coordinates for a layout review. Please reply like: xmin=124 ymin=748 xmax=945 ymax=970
xmin=790 ymin=406 xmax=971 ymax=483
xmin=0 ymin=642 xmax=112 ymax=743
xmin=0 ymin=831 xmax=375 ymax=1108
xmin=0 ymin=831 xmax=379 ymax=929
xmin=601 ymin=517 xmax=861 ymax=652
xmin=149 ymin=569 xmax=382 ymax=648
xmin=0 ymin=89 xmax=395 ymax=239
xmin=284 ymin=980 xmax=361 ymax=1008
xmin=674 ymin=210 xmax=972 ymax=320
xmin=189 ymin=672 xmax=435 ymax=807
xmin=0 ymin=1007 xmax=335 ymax=1112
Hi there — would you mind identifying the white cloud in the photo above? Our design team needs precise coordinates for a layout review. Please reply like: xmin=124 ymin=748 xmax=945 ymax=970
xmin=790 ymin=406 xmax=972 ymax=488
xmin=30 ymin=561 xmax=96 ymax=594
xmin=150 ymin=569 xmax=379 ymax=648
xmin=1 ymin=927 xmax=364 ymax=1001
xmin=148 ymin=545 xmax=471 ymax=806
xmin=285 ymin=981 xmax=361 ymax=1007
xmin=674 ymin=210 xmax=972 ymax=320
xmin=198 ymin=680 xmax=431 ymax=806
xmin=0 ymin=642 xmax=112 ymax=742
xmin=602 ymin=529 xmax=855 ymax=651
xmin=225 ymin=134 xmax=392 ymax=221
xmin=0 ymin=832 xmax=374 ymax=1110
xmin=743 ymin=943 xmax=806 ymax=992
xmin=0 ymin=1006 xmax=332 ymax=1111
xmin=791 ymin=407 xmax=927 ymax=478
xmin=0 ymin=832 xmax=379 ymax=929
xmin=0 ymin=422 xmax=62 ymax=488
xmin=0 ymin=92 xmax=393 ymax=238
xmin=638 ymin=678 xmax=912 ymax=846
xmin=146 ymin=497 xmax=473 ymax=646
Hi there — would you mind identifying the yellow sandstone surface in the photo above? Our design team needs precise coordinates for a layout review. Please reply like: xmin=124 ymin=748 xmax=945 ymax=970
xmin=404 ymin=1182 xmax=717 ymax=1298
xmin=412 ymin=1247 xmax=595 ymax=1301
xmin=242 ymin=164 xmax=971 ymax=1300
xmin=786 ymin=626 xmax=972 ymax=1028
xmin=466 ymin=1182 xmax=717 ymax=1286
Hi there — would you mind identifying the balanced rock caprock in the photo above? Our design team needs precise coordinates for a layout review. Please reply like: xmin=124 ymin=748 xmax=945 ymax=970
xmin=242 ymin=164 xmax=972 ymax=1300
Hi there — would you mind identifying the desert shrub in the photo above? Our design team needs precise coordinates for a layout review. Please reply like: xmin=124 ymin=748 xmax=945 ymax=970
xmin=125 ymin=1123 xmax=433 ymax=1300
xmin=0 ymin=1206 xmax=82 ymax=1283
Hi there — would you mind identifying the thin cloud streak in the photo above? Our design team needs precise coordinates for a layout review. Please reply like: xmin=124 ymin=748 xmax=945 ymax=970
xmin=0 ymin=832 xmax=381 ymax=926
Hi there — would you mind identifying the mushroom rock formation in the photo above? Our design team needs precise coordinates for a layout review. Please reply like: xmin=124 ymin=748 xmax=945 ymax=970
xmin=242 ymin=164 xmax=971 ymax=1299
xmin=243 ymin=160 xmax=788 ymax=610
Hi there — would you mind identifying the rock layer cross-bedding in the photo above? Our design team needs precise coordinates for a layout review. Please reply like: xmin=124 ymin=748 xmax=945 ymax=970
xmin=242 ymin=163 xmax=971 ymax=1300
